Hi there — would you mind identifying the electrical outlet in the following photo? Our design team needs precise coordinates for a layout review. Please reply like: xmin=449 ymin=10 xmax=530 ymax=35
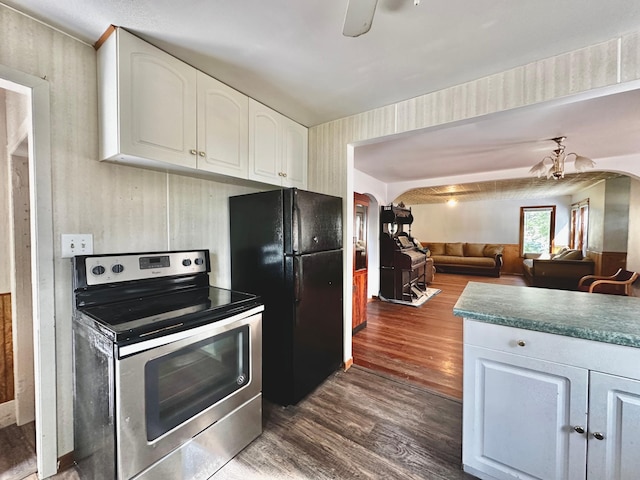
xmin=61 ymin=234 xmax=93 ymax=258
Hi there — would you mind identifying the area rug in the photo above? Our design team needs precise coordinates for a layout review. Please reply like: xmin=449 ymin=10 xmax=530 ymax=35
xmin=379 ymin=287 xmax=441 ymax=308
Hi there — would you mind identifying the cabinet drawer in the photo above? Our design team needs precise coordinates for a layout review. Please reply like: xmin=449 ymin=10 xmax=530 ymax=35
xmin=463 ymin=319 xmax=640 ymax=380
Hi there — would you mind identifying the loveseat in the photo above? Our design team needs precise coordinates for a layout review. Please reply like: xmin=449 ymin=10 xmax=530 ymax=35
xmin=522 ymin=248 xmax=595 ymax=290
xmin=423 ymin=242 xmax=504 ymax=277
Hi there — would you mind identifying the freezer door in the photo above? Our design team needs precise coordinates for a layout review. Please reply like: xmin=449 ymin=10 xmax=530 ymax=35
xmin=291 ymin=249 xmax=343 ymax=404
xmin=285 ymin=188 xmax=343 ymax=255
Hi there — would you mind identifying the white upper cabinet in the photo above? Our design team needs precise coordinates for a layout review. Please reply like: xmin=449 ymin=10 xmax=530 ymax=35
xmin=248 ymin=99 xmax=307 ymax=189
xmin=196 ymin=71 xmax=248 ymax=178
xmin=99 ymin=28 xmax=198 ymax=168
xmin=98 ymin=28 xmax=249 ymax=178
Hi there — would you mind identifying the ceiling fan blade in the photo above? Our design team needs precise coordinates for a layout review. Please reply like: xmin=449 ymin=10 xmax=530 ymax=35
xmin=343 ymin=0 xmax=378 ymax=37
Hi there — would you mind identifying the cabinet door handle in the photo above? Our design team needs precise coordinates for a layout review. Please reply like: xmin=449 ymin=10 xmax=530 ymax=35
xmin=517 ymin=340 xmax=526 ymax=347
xmin=573 ymin=426 xmax=585 ymax=434
xmin=199 ymin=151 xmax=206 ymax=157
xmin=282 ymin=172 xmax=287 ymax=177
xmin=592 ymin=432 xmax=605 ymax=440
xmin=190 ymin=149 xmax=197 ymax=155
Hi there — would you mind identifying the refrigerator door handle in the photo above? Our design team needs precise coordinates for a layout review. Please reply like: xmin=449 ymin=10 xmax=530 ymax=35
xmin=292 ymin=200 xmax=301 ymax=254
xmin=293 ymin=256 xmax=302 ymax=305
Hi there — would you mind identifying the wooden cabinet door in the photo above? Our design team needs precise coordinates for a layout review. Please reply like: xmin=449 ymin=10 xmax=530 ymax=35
xmin=196 ymin=71 xmax=248 ymax=178
xmin=588 ymin=372 xmax=640 ymax=480
xmin=352 ymin=269 xmax=367 ymax=332
xmin=463 ymin=345 xmax=588 ymax=480
xmin=352 ymin=193 xmax=369 ymax=333
xmin=117 ymin=28 xmax=197 ymax=167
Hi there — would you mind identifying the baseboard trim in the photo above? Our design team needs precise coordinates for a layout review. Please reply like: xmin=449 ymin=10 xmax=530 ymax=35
xmin=343 ymin=357 xmax=354 ymax=371
xmin=0 ymin=400 xmax=16 ymax=428
xmin=57 ymin=451 xmax=75 ymax=473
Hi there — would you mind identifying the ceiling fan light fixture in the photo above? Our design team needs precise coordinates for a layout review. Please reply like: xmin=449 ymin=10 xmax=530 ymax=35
xmin=528 ymin=159 xmax=549 ymax=178
xmin=573 ymin=154 xmax=597 ymax=172
xmin=530 ymin=136 xmax=595 ymax=180
xmin=343 ymin=0 xmax=378 ymax=37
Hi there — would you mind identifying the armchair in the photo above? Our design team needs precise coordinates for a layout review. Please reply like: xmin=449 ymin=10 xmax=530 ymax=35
xmin=578 ymin=268 xmax=639 ymax=296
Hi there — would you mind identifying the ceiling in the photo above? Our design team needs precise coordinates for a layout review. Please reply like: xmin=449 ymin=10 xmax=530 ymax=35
xmin=357 ymin=88 xmax=640 ymax=202
xmin=395 ymin=172 xmax=623 ymax=205
xmin=4 ymin=0 xmax=640 ymax=202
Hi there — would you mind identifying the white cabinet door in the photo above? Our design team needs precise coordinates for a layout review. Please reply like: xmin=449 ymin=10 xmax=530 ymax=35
xmin=588 ymin=372 xmax=640 ymax=480
xmin=248 ymin=99 xmax=307 ymax=188
xmin=196 ymin=72 xmax=248 ymax=178
xmin=248 ymin=100 xmax=280 ymax=185
xmin=463 ymin=345 xmax=588 ymax=480
xmin=115 ymin=28 xmax=197 ymax=168
xmin=280 ymin=117 xmax=308 ymax=189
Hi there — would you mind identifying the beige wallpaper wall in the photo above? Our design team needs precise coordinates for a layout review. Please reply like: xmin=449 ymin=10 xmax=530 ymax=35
xmin=0 ymin=5 xmax=265 ymax=458
xmin=308 ymin=30 xmax=640 ymax=365
xmin=3 ymin=2 xmax=640 ymax=462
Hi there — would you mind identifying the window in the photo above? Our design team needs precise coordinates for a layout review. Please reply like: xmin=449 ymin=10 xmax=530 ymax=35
xmin=570 ymin=199 xmax=589 ymax=253
xmin=520 ymin=206 xmax=556 ymax=256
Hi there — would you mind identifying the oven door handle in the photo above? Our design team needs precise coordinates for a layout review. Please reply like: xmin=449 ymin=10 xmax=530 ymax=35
xmin=117 ymin=305 xmax=264 ymax=358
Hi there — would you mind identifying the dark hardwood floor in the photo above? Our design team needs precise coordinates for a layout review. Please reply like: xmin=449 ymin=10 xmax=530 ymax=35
xmin=213 ymin=366 xmax=476 ymax=480
xmin=353 ymin=273 xmax=526 ymax=400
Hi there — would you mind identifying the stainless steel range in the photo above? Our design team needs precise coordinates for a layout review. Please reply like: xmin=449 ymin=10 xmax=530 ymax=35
xmin=72 ymin=250 xmax=263 ymax=480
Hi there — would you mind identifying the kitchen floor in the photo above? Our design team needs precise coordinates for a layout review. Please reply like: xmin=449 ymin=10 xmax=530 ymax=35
xmin=0 ymin=272 xmax=514 ymax=479
xmin=2 ymin=367 xmax=473 ymax=480
xmin=213 ymin=366 xmax=476 ymax=480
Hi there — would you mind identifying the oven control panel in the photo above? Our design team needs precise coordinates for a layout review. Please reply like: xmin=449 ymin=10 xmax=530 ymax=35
xmin=79 ymin=250 xmax=209 ymax=286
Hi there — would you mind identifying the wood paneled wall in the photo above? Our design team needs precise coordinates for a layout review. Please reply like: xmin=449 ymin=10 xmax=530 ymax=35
xmin=586 ymin=250 xmax=628 ymax=277
xmin=501 ymin=244 xmax=523 ymax=275
xmin=0 ymin=293 xmax=14 ymax=404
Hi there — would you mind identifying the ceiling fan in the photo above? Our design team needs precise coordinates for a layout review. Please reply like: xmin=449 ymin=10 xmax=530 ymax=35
xmin=343 ymin=0 xmax=420 ymax=37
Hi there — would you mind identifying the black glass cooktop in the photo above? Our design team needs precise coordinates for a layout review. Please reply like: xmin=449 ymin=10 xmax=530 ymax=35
xmin=77 ymin=286 xmax=261 ymax=343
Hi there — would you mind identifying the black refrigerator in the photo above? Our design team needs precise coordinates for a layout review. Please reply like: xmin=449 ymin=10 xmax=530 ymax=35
xmin=229 ymin=188 xmax=343 ymax=406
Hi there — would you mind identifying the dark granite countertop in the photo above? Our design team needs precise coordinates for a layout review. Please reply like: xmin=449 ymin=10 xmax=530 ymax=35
xmin=453 ymin=282 xmax=640 ymax=348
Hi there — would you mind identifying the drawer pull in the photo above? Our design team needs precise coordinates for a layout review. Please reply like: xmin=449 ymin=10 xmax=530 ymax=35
xmin=573 ymin=426 xmax=585 ymax=434
xmin=517 ymin=340 xmax=526 ymax=347
xmin=592 ymin=432 xmax=605 ymax=440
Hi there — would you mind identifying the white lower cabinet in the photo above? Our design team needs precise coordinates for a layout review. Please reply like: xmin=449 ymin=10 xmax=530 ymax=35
xmin=588 ymin=373 xmax=640 ymax=480
xmin=463 ymin=346 xmax=588 ymax=480
xmin=463 ymin=320 xmax=640 ymax=480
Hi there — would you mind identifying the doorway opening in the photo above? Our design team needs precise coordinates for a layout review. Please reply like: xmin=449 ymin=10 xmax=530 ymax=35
xmin=0 ymin=67 xmax=57 ymax=478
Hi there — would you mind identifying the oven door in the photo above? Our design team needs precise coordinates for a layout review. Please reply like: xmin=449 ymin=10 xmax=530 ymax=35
xmin=115 ymin=306 xmax=262 ymax=480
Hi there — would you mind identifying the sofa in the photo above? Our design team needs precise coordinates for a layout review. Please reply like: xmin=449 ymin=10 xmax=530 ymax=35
xmin=523 ymin=248 xmax=595 ymax=290
xmin=423 ymin=242 xmax=504 ymax=277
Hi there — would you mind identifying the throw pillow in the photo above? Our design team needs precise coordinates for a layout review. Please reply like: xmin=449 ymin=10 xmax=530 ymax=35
xmin=483 ymin=244 xmax=504 ymax=257
xmin=561 ymin=249 xmax=583 ymax=260
xmin=551 ymin=247 xmax=569 ymax=259
xmin=445 ymin=242 xmax=464 ymax=256
xmin=426 ymin=242 xmax=446 ymax=255
xmin=464 ymin=243 xmax=486 ymax=257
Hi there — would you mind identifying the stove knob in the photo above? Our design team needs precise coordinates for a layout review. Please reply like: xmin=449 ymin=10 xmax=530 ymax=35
xmin=112 ymin=264 xmax=125 ymax=274
xmin=182 ymin=259 xmax=192 ymax=266
xmin=91 ymin=265 xmax=106 ymax=276
xmin=194 ymin=258 xmax=204 ymax=266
